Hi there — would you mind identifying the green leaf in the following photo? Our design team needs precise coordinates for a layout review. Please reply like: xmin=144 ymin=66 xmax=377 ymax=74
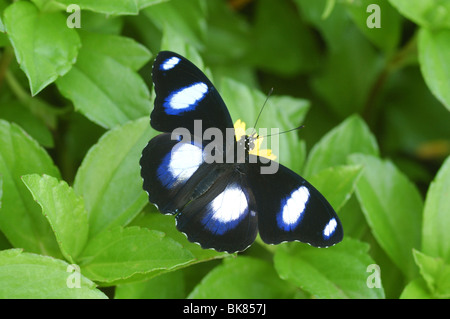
xmin=70 ymin=10 xmax=124 ymax=34
xmin=388 ymin=0 xmax=450 ymax=29
xmin=53 ymin=0 xmax=139 ymax=15
xmin=0 ymin=120 xmax=61 ymax=256
xmin=294 ymin=0 xmax=349 ymax=51
xmin=381 ymin=67 xmax=450 ymax=157
xmin=422 ymin=156 xmax=450 ymax=262
xmin=56 ymin=31 xmax=151 ymax=128
xmin=0 ymin=1 xmax=5 ymax=33
xmin=22 ymin=174 xmax=89 ymax=263
xmin=204 ymin=0 xmax=252 ymax=66
xmin=274 ymin=238 xmax=385 ymax=298
xmin=308 ymin=164 xmax=363 ymax=212
xmin=345 ymin=0 xmax=402 ymax=53
xmin=248 ymin=0 xmax=321 ymax=75
xmin=311 ymin=30 xmax=382 ymax=117
xmin=73 ymin=117 xmax=155 ymax=238
xmin=115 ymin=270 xmax=185 ymax=299
xmin=111 ymin=209 xmax=228 ymax=285
xmin=400 ymin=278 xmax=433 ymax=299
xmin=304 ymin=115 xmax=379 ymax=178
xmin=131 ymin=210 xmax=228 ymax=263
xmin=0 ymin=175 xmax=2 ymax=209
xmin=138 ymin=0 xmax=170 ymax=10
xmin=78 ymin=226 xmax=195 ymax=285
xmin=322 ymin=0 xmax=336 ymax=19
xmin=0 ymin=249 xmax=107 ymax=298
xmin=144 ymin=0 xmax=206 ymax=50
xmin=3 ymin=1 xmax=81 ymax=95
xmin=418 ymin=28 xmax=450 ymax=111
xmin=413 ymin=249 xmax=450 ymax=298
xmin=43 ymin=0 xmax=164 ymax=16
xmin=76 ymin=32 xmax=152 ymax=71
xmin=348 ymin=154 xmax=423 ymax=279
xmin=0 ymin=101 xmax=54 ymax=148
xmin=29 ymin=0 xmax=66 ymax=11
xmin=294 ymin=1 xmax=383 ymax=116
xmin=188 ymin=256 xmax=296 ymax=298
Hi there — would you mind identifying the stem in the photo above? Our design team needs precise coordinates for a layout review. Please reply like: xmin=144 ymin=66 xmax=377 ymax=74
xmin=5 ymin=69 xmax=70 ymax=129
xmin=0 ymin=46 xmax=14 ymax=89
xmin=255 ymin=236 xmax=277 ymax=254
xmin=362 ymin=33 xmax=418 ymax=127
xmin=5 ymin=69 xmax=31 ymax=104
xmin=322 ymin=0 xmax=336 ymax=20
xmin=228 ymin=0 xmax=253 ymax=10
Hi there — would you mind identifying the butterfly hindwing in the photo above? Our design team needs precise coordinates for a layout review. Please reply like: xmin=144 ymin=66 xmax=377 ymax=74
xmin=247 ymin=158 xmax=343 ymax=247
xmin=175 ymin=167 xmax=258 ymax=253
xmin=151 ymin=51 xmax=234 ymax=136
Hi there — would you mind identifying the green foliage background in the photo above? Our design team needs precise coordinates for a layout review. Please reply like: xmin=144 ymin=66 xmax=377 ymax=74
xmin=0 ymin=0 xmax=449 ymax=299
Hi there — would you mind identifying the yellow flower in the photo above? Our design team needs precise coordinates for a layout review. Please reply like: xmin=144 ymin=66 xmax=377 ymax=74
xmin=234 ymin=120 xmax=277 ymax=161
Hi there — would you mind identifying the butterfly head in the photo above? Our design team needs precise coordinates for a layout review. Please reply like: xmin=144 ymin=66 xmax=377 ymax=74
xmin=234 ymin=120 xmax=276 ymax=161
xmin=245 ymin=133 xmax=257 ymax=151
xmin=236 ymin=133 xmax=257 ymax=152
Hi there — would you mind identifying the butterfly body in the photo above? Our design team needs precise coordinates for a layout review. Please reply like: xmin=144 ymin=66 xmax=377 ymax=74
xmin=140 ymin=51 xmax=343 ymax=252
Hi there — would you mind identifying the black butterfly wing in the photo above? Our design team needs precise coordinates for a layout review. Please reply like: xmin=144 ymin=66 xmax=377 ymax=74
xmin=151 ymin=51 xmax=234 ymax=136
xmin=143 ymin=51 xmax=342 ymax=253
xmin=247 ymin=157 xmax=343 ymax=247
xmin=140 ymin=133 xmax=206 ymax=214
xmin=140 ymin=133 xmax=258 ymax=253
xmin=175 ymin=167 xmax=258 ymax=253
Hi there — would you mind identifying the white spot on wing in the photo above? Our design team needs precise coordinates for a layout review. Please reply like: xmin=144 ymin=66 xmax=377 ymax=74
xmin=323 ymin=218 xmax=337 ymax=239
xmin=166 ymin=82 xmax=208 ymax=111
xmin=210 ymin=184 xmax=247 ymax=223
xmin=160 ymin=57 xmax=180 ymax=70
xmin=281 ymin=186 xmax=310 ymax=226
xmin=168 ymin=142 xmax=203 ymax=182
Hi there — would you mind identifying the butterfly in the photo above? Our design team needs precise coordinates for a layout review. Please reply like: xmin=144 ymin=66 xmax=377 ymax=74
xmin=140 ymin=51 xmax=343 ymax=253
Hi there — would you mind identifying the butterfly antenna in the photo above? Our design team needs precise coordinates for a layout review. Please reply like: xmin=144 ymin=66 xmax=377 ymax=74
xmin=251 ymin=88 xmax=273 ymax=137
xmin=259 ymin=125 xmax=305 ymax=138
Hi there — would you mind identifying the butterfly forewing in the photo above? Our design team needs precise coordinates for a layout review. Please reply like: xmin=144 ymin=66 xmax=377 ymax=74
xmin=151 ymin=51 xmax=234 ymax=136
